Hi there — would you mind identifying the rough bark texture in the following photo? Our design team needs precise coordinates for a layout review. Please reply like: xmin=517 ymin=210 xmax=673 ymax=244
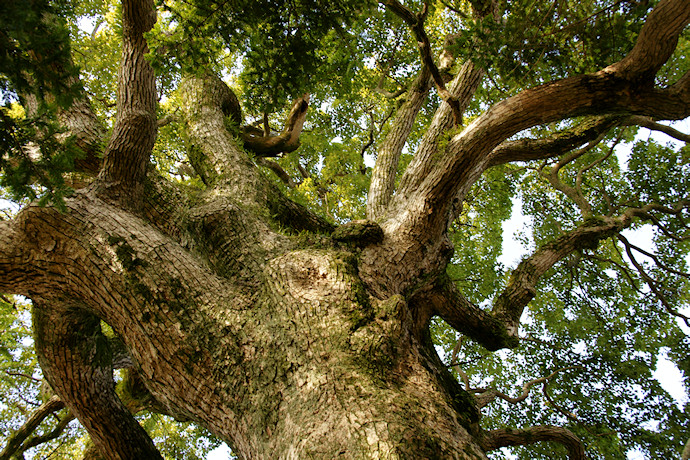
xmin=1 ymin=0 xmax=689 ymax=458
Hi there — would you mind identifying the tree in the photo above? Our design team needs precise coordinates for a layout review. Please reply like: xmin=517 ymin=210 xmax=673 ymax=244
xmin=1 ymin=0 xmax=689 ymax=458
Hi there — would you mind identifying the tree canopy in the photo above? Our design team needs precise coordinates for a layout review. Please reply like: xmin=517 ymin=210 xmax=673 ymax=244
xmin=1 ymin=0 xmax=689 ymax=458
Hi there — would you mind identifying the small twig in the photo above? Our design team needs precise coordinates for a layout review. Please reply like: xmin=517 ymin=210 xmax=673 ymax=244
xmin=5 ymin=371 xmax=42 ymax=383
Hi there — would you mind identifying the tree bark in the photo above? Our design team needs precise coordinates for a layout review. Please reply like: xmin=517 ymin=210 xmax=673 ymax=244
xmin=0 ymin=189 xmax=490 ymax=458
xmin=1 ymin=0 xmax=688 ymax=458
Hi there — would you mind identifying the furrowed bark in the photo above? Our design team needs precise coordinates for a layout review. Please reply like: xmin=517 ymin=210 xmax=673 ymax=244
xmin=97 ymin=0 xmax=157 ymax=204
xmin=367 ymin=67 xmax=432 ymax=221
xmin=60 ymin=94 xmax=106 ymax=175
xmin=180 ymin=73 xmax=334 ymax=235
xmin=33 ymin=302 xmax=163 ymax=459
xmin=0 ymin=194 xmax=492 ymax=458
xmin=480 ymin=426 xmax=585 ymax=460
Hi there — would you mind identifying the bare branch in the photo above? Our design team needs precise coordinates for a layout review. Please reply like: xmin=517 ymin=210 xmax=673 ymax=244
xmin=618 ymin=234 xmax=690 ymax=327
xmin=619 ymin=238 xmax=690 ymax=279
xmin=480 ymin=425 xmax=586 ymax=460
xmin=0 ymin=395 xmax=67 ymax=460
xmin=17 ymin=411 xmax=76 ymax=456
xmin=241 ymin=95 xmax=310 ymax=157
xmin=624 ymin=115 xmax=690 ymax=143
xmin=473 ymin=366 xmax=582 ymax=408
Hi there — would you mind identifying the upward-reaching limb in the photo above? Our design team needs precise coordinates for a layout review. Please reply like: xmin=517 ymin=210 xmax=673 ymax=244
xmin=97 ymin=0 xmax=157 ymax=205
xmin=361 ymin=0 xmax=690 ymax=298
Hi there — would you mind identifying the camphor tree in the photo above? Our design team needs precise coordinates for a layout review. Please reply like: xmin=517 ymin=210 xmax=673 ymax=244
xmin=1 ymin=0 xmax=689 ymax=458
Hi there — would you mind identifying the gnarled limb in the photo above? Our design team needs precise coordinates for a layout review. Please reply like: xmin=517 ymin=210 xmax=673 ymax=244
xmin=480 ymin=425 xmax=585 ymax=460
xmin=391 ymin=0 xmax=690 ymax=244
xmin=241 ymin=94 xmax=310 ymax=157
xmin=33 ymin=302 xmax=163 ymax=459
xmin=180 ymin=73 xmax=335 ymax=234
xmin=97 ymin=0 xmax=157 ymax=205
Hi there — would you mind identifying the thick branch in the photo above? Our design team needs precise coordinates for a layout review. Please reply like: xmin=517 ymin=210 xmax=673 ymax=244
xmin=180 ymin=74 xmax=334 ymax=234
xmin=241 ymin=95 xmax=310 ymax=157
xmin=422 ymin=276 xmax=518 ymax=351
xmin=33 ymin=303 xmax=163 ymax=460
xmin=604 ymin=0 xmax=690 ymax=81
xmin=488 ymin=116 xmax=622 ymax=167
xmin=480 ymin=426 xmax=585 ymax=460
xmin=367 ymin=67 xmax=432 ymax=220
xmin=392 ymin=0 xmax=690 ymax=243
xmin=97 ymin=0 xmax=157 ymax=204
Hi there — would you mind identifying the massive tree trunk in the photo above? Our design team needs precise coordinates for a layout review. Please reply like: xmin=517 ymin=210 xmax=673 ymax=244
xmin=1 ymin=0 xmax=690 ymax=458
xmin=3 ymin=187 xmax=485 ymax=458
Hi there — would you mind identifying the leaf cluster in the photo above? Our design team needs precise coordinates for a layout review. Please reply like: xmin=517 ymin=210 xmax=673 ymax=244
xmin=149 ymin=0 xmax=375 ymax=113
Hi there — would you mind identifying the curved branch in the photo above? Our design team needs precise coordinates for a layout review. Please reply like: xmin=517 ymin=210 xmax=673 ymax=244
xmin=33 ymin=302 xmax=164 ymax=460
xmin=624 ymin=115 xmax=690 ymax=143
xmin=492 ymin=215 xmax=632 ymax=341
xmin=473 ymin=366 xmax=582 ymax=408
xmin=256 ymin=157 xmax=298 ymax=188
xmin=480 ymin=425 xmax=585 ymax=460
xmin=391 ymin=0 xmax=690 ymax=243
xmin=488 ymin=116 xmax=622 ymax=167
xmin=421 ymin=277 xmax=518 ymax=351
xmin=97 ymin=0 xmax=158 ymax=204
xmin=241 ymin=95 xmax=310 ymax=157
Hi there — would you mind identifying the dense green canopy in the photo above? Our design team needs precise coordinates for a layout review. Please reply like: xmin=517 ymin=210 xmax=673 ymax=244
xmin=1 ymin=0 xmax=688 ymax=458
